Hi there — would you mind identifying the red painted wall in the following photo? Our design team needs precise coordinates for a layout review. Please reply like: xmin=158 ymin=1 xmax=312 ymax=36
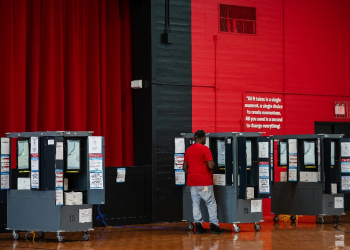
xmin=192 ymin=0 xmax=350 ymax=216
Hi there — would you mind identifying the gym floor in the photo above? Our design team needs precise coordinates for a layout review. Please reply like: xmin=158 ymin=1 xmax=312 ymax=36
xmin=0 ymin=215 xmax=349 ymax=250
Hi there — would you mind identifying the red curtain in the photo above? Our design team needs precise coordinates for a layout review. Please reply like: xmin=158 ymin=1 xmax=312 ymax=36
xmin=0 ymin=0 xmax=134 ymax=167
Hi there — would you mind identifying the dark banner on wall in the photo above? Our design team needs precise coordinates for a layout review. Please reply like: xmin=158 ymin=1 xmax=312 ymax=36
xmin=243 ymin=92 xmax=284 ymax=134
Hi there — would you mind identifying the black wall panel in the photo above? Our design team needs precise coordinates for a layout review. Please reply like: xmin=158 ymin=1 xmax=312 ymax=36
xmin=133 ymin=0 xmax=153 ymax=167
xmin=93 ymin=167 xmax=152 ymax=226
xmin=152 ymin=0 xmax=191 ymax=222
xmin=153 ymin=85 xmax=191 ymax=221
xmin=132 ymin=0 xmax=192 ymax=222
xmin=134 ymin=88 xmax=152 ymax=166
xmin=0 ymin=203 xmax=6 ymax=233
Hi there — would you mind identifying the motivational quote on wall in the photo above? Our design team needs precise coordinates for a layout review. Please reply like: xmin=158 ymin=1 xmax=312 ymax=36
xmin=243 ymin=93 xmax=284 ymax=133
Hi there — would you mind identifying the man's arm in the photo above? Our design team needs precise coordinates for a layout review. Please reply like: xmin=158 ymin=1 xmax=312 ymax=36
xmin=183 ymin=161 xmax=189 ymax=174
xmin=206 ymin=160 xmax=215 ymax=170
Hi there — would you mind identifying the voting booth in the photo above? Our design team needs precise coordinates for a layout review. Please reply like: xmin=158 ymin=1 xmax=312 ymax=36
xmin=176 ymin=132 xmax=272 ymax=232
xmin=271 ymin=134 xmax=345 ymax=223
xmin=2 ymin=131 xmax=105 ymax=241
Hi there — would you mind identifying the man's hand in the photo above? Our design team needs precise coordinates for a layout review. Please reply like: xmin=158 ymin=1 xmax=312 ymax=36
xmin=183 ymin=161 xmax=188 ymax=174
xmin=206 ymin=160 xmax=215 ymax=170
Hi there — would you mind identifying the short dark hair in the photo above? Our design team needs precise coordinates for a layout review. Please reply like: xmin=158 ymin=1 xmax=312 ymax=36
xmin=194 ymin=130 xmax=206 ymax=139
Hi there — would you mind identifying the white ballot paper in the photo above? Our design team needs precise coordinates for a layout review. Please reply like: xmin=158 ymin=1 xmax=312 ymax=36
xmin=89 ymin=154 xmax=103 ymax=171
xmin=259 ymin=161 xmax=270 ymax=193
xmin=341 ymin=142 xmax=350 ymax=157
xmin=259 ymin=162 xmax=269 ymax=177
xmin=31 ymin=171 xmax=39 ymax=189
xmin=288 ymin=167 xmax=297 ymax=181
xmin=288 ymin=139 xmax=298 ymax=181
xmin=341 ymin=176 xmax=350 ymax=191
xmin=117 ymin=168 xmax=126 ymax=182
xmin=175 ymin=138 xmax=185 ymax=154
xmin=341 ymin=159 xmax=350 ymax=173
xmin=56 ymin=169 xmax=64 ymax=188
xmin=175 ymin=169 xmax=185 ymax=185
xmin=79 ymin=208 xmax=92 ymax=223
xmin=56 ymin=189 xmax=63 ymax=206
xmin=251 ymin=200 xmax=262 ymax=213
xmin=90 ymin=172 xmax=104 ymax=189
xmin=174 ymin=154 xmax=184 ymax=169
xmin=258 ymin=142 xmax=269 ymax=158
xmin=288 ymin=139 xmax=297 ymax=154
xmin=31 ymin=137 xmax=40 ymax=173
xmin=259 ymin=178 xmax=270 ymax=193
xmin=89 ymin=136 xmax=102 ymax=154
xmin=1 ymin=155 xmax=10 ymax=173
xmin=18 ymin=177 xmax=30 ymax=190
xmin=334 ymin=197 xmax=344 ymax=209
xmin=31 ymin=137 xmax=39 ymax=154
xmin=31 ymin=157 xmax=39 ymax=171
xmin=55 ymin=142 xmax=63 ymax=160
xmin=1 ymin=174 xmax=9 ymax=189
xmin=0 ymin=138 xmax=10 ymax=155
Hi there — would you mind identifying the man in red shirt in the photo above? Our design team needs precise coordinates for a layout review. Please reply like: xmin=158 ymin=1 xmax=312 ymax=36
xmin=183 ymin=130 xmax=224 ymax=234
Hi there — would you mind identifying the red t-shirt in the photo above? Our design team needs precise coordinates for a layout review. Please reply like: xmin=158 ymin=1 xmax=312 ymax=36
xmin=184 ymin=143 xmax=213 ymax=186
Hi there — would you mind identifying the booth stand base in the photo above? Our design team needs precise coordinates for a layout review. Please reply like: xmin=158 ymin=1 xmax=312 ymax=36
xmin=7 ymin=190 xmax=93 ymax=242
xmin=271 ymin=182 xmax=345 ymax=224
xmin=183 ymin=186 xmax=263 ymax=232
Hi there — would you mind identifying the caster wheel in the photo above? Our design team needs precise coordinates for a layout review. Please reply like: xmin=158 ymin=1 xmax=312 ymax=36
xmin=83 ymin=233 xmax=90 ymax=241
xmin=254 ymin=224 xmax=261 ymax=231
xmin=57 ymin=235 xmax=64 ymax=242
xmin=13 ymin=232 xmax=19 ymax=240
xmin=273 ymin=215 xmax=279 ymax=223
xmin=233 ymin=225 xmax=240 ymax=233
xmin=188 ymin=222 xmax=195 ymax=231
xmin=38 ymin=231 xmax=45 ymax=238
xmin=318 ymin=216 xmax=324 ymax=224
xmin=290 ymin=215 xmax=296 ymax=222
xmin=334 ymin=216 xmax=339 ymax=223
